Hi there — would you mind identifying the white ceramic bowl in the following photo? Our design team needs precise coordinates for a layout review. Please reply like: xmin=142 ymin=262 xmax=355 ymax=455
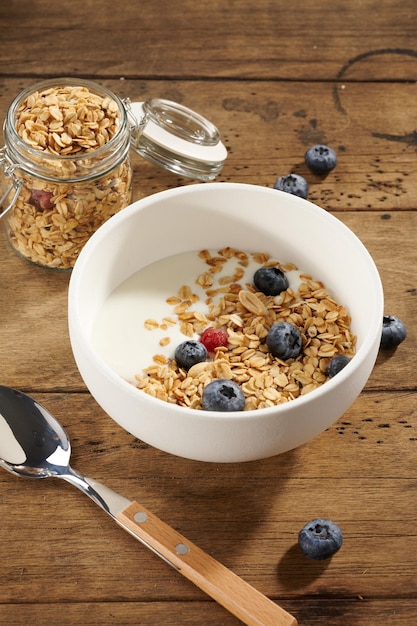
xmin=68 ymin=182 xmax=383 ymax=462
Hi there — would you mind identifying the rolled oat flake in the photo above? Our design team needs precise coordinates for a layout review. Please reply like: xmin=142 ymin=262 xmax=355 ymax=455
xmin=0 ymin=78 xmax=227 ymax=269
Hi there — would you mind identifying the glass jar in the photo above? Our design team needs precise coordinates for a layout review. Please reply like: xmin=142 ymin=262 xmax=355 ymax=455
xmin=0 ymin=78 xmax=132 ymax=269
xmin=0 ymin=78 xmax=226 ymax=270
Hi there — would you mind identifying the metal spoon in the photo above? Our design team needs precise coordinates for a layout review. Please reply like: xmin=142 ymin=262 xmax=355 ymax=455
xmin=0 ymin=385 xmax=296 ymax=626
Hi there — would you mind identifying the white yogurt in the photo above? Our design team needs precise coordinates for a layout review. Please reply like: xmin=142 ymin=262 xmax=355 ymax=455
xmin=93 ymin=250 xmax=302 ymax=383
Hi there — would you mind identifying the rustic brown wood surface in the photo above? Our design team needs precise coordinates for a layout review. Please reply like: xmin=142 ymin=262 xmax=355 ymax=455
xmin=0 ymin=1 xmax=416 ymax=624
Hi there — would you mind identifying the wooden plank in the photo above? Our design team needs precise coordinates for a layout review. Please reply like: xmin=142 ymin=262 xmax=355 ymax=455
xmin=336 ymin=211 xmax=415 ymax=391
xmin=1 ymin=599 xmax=417 ymax=626
xmin=0 ymin=602 xmax=244 ymax=626
xmin=1 ymin=0 xmax=417 ymax=80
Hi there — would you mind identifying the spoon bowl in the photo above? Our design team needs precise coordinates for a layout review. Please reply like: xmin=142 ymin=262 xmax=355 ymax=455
xmin=0 ymin=385 xmax=296 ymax=626
xmin=0 ymin=387 xmax=70 ymax=478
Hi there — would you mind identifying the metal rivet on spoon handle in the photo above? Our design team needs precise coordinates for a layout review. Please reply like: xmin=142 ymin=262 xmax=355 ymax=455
xmin=0 ymin=386 xmax=297 ymax=626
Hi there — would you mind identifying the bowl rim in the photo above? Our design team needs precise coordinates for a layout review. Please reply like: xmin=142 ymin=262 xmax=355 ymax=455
xmin=69 ymin=181 xmax=384 ymax=422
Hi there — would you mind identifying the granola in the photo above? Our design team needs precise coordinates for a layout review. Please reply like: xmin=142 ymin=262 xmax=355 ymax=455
xmin=135 ymin=248 xmax=356 ymax=411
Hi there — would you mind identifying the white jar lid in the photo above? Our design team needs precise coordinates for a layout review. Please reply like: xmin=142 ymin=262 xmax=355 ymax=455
xmin=127 ymin=99 xmax=227 ymax=181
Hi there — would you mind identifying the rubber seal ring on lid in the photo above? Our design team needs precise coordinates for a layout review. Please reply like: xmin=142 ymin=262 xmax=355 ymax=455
xmin=127 ymin=99 xmax=227 ymax=181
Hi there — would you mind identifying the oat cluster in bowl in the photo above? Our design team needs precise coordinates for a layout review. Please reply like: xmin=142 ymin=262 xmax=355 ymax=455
xmin=135 ymin=247 xmax=356 ymax=410
xmin=3 ymin=82 xmax=132 ymax=269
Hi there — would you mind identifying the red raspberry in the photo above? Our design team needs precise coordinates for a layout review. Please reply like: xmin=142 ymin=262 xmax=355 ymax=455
xmin=199 ymin=327 xmax=229 ymax=352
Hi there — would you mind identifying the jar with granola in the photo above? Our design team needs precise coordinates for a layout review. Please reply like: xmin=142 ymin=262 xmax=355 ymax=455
xmin=0 ymin=78 xmax=226 ymax=269
xmin=0 ymin=79 xmax=133 ymax=269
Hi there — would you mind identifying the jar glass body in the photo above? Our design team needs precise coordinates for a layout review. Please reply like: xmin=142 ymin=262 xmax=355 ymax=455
xmin=0 ymin=78 xmax=132 ymax=270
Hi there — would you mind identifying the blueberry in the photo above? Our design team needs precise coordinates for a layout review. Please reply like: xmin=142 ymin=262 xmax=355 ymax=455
xmin=326 ymin=354 xmax=351 ymax=378
xmin=266 ymin=322 xmax=302 ymax=360
xmin=253 ymin=266 xmax=289 ymax=296
xmin=273 ymin=174 xmax=308 ymax=199
xmin=305 ymin=144 xmax=337 ymax=174
xmin=174 ymin=340 xmax=208 ymax=370
xmin=298 ymin=518 xmax=343 ymax=560
xmin=201 ymin=379 xmax=246 ymax=412
xmin=380 ymin=315 xmax=407 ymax=349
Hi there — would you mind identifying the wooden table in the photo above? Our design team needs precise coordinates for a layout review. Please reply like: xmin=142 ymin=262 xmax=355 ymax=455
xmin=1 ymin=1 xmax=416 ymax=624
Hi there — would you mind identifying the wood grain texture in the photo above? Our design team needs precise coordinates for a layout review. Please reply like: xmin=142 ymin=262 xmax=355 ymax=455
xmin=1 ymin=0 xmax=417 ymax=80
xmin=2 ymin=600 xmax=417 ymax=626
xmin=0 ymin=1 xmax=416 ymax=624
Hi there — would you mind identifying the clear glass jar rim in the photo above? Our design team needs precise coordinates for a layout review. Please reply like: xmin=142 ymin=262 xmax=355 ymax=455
xmin=4 ymin=77 xmax=129 ymax=167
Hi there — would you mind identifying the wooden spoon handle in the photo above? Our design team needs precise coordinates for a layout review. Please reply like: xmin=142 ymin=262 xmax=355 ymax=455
xmin=117 ymin=501 xmax=297 ymax=626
